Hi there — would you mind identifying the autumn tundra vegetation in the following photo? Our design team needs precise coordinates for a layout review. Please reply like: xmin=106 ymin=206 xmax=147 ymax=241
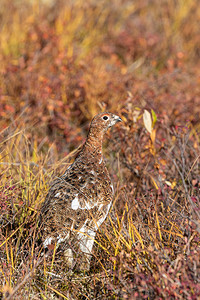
xmin=0 ymin=0 xmax=199 ymax=299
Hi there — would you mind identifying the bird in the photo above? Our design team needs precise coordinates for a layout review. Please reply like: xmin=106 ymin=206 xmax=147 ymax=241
xmin=39 ymin=112 xmax=122 ymax=271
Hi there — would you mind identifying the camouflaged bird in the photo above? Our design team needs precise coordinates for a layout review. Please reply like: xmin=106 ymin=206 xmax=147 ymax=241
xmin=39 ymin=112 xmax=122 ymax=270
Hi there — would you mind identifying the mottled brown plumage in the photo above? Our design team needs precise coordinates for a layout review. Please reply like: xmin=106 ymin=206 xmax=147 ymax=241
xmin=39 ymin=112 xmax=122 ymax=270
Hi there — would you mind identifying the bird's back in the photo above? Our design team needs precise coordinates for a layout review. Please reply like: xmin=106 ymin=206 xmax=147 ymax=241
xmin=40 ymin=148 xmax=113 ymax=247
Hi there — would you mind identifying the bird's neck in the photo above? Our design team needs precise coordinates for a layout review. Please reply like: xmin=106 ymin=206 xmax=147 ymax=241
xmin=82 ymin=128 xmax=104 ymax=159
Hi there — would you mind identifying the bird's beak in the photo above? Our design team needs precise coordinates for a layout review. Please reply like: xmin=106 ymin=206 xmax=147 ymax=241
xmin=118 ymin=117 xmax=122 ymax=122
xmin=115 ymin=116 xmax=122 ymax=123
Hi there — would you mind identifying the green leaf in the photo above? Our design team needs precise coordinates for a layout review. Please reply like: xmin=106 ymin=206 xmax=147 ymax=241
xmin=151 ymin=109 xmax=157 ymax=128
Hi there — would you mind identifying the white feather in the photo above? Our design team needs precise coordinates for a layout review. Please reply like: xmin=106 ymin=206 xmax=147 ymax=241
xmin=43 ymin=237 xmax=53 ymax=247
xmin=71 ymin=194 xmax=80 ymax=210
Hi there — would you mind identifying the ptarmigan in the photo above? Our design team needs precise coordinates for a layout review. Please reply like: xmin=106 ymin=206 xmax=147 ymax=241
xmin=39 ymin=112 xmax=122 ymax=270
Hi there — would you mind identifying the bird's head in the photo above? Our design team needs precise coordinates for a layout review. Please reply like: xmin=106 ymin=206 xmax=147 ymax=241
xmin=90 ymin=112 xmax=122 ymax=133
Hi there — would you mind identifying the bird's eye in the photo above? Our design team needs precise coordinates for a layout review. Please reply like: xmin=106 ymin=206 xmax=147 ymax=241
xmin=103 ymin=116 xmax=109 ymax=120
